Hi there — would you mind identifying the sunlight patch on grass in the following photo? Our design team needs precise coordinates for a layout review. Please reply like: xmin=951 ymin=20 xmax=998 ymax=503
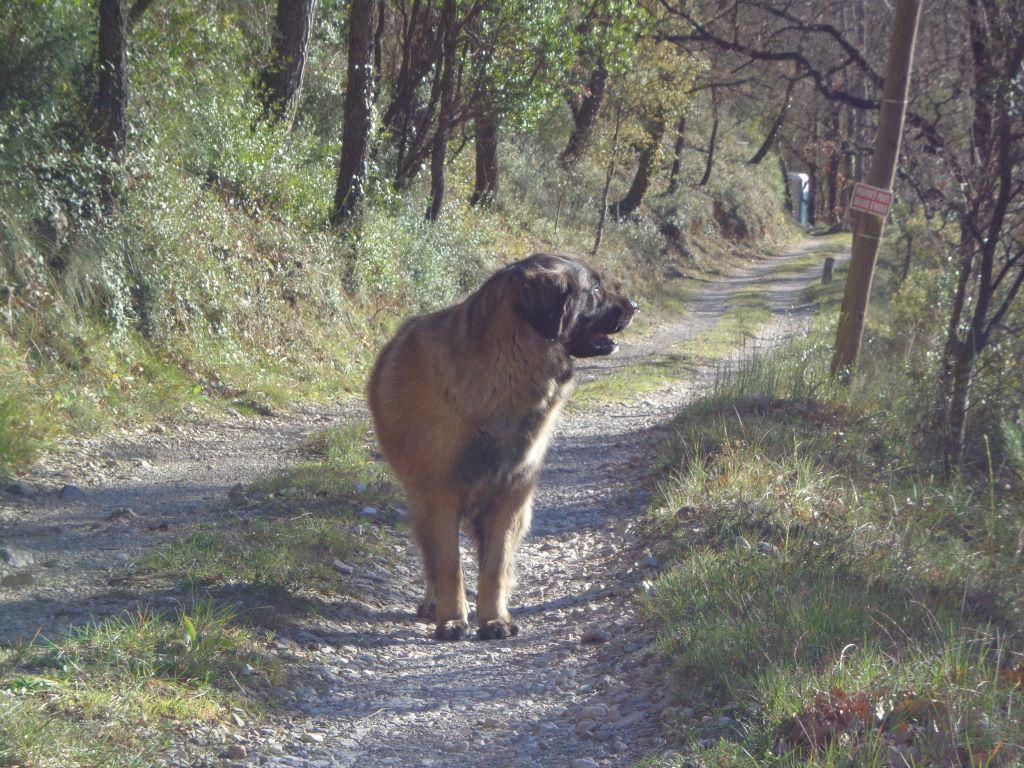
xmin=642 ymin=325 xmax=1024 ymax=767
xmin=141 ymin=422 xmax=399 ymax=605
xmin=572 ymin=274 xmax=777 ymax=407
xmin=0 ymin=601 xmax=276 ymax=768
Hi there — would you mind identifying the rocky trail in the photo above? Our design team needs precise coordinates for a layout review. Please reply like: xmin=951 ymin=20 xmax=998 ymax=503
xmin=0 ymin=238 xmax=846 ymax=767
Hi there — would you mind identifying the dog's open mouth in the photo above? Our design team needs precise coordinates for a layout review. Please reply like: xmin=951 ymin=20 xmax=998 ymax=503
xmin=567 ymin=297 xmax=636 ymax=358
xmin=586 ymin=331 xmax=618 ymax=355
xmin=569 ymin=330 xmax=618 ymax=357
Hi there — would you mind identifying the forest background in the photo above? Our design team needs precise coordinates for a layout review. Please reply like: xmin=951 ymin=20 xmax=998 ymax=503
xmin=0 ymin=0 xmax=1021 ymax=493
xmin=2 ymin=1 xmax=1024 ymax=765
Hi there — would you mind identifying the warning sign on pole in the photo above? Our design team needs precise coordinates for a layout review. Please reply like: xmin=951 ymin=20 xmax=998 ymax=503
xmin=850 ymin=182 xmax=894 ymax=219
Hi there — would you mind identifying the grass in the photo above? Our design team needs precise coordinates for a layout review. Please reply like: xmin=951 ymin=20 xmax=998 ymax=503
xmin=0 ymin=601 xmax=277 ymax=768
xmin=140 ymin=422 xmax=399 ymax=617
xmin=1 ymin=426 xmax=400 ymax=765
xmin=641 ymin=278 xmax=1024 ymax=766
xmin=572 ymin=241 xmax=834 ymax=408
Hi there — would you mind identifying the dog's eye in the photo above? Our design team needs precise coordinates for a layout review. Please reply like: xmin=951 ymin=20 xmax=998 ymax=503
xmin=591 ymin=286 xmax=603 ymax=297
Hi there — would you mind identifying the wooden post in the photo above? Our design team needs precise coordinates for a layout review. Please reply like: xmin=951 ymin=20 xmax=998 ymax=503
xmin=822 ymin=257 xmax=835 ymax=284
xmin=831 ymin=0 xmax=922 ymax=379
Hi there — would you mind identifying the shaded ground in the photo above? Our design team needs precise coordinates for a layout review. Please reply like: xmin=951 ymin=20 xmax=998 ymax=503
xmin=0 ymin=237 xmax=848 ymax=767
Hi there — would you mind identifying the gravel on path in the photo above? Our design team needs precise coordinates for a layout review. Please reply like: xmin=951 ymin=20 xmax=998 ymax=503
xmin=0 ymin=238 xmax=847 ymax=767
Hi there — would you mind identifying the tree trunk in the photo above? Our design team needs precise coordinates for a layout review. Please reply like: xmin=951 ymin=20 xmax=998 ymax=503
xmin=372 ymin=0 xmax=387 ymax=100
xmin=386 ymin=0 xmax=444 ymax=189
xmin=778 ymin=154 xmax=793 ymax=214
xmin=97 ymin=0 xmax=128 ymax=210
xmin=807 ymin=164 xmax=817 ymax=226
xmin=385 ymin=0 xmax=420 ymax=167
xmin=331 ymin=0 xmax=374 ymax=225
xmin=426 ymin=0 xmax=457 ymax=222
xmin=259 ymin=0 xmax=318 ymax=126
xmin=470 ymin=105 xmax=499 ymax=206
xmin=901 ymin=230 xmax=913 ymax=282
xmin=666 ymin=116 xmax=686 ymax=194
xmin=126 ymin=0 xmax=156 ymax=31
xmin=698 ymin=106 xmax=718 ymax=187
xmin=559 ymin=60 xmax=607 ymax=169
xmin=946 ymin=338 xmax=975 ymax=466
xmin=593 ymin=105 xmax=622 ymax=256
xmin=825 ymin=104 xmax=841 ymax=226
xmin=611 ymin=116 xmax=666 ymax=220
xmin=748 ymin=78 xmax=794 ymax=165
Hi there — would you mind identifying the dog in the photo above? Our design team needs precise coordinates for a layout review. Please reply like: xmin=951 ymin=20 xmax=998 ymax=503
xmin=367 ymin=253 xmax=636 ymax=640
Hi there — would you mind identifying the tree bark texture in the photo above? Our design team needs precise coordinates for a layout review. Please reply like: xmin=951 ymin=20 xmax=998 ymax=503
xmin=259 ymin=0 xmax=317 ymax=125
xmin=593 ymin=105 xmax=621 ymax=256
xmin=611 ymin=116 xmax=666 ymax=220
xmin=666 ymin=116 xmax=686 ymax=194
xmin=331 ymin=0 xmax=374 ymax=225
xmin=426 ymin=0 xmax=457 ymax=221
xmin=559 ymin=60 xmax=607 ymax=170
xmin=126 ymin=0 xmax=156 ymax=31
xmin=748 ymin=78 xmax=794 ymax=165
xmin=97 ymin=0 xmax=128 ymax=209
xmin=778 ymin=154 xmax=793 ymax=214
xmin=946 ymin=339 xmax=975 ymax=466
xmin=386 ymin=0 xmax=443 ymax=188
xmin=698 ymin=102 xmax=718 ymax=187
xmin=98 ymin=0 xmax=128 ymax=157
xmin=470 ymin=105 xmax=499 ymax=206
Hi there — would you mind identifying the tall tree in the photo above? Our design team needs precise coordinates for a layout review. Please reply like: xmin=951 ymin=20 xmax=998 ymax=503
xmin=560 ymin=60 xmax=608 ymax=170
xmin=611 ymin=114 xmax=666 ymax=219
xmin=938 ymin=0 xmax=1024 ymax=464
xmin=97 ymin=0 xmax=128 ymax=210
xmin=608 ymin=38 xmax=696 ymax=218
xmin=332 ymin=0 xmax=375 ymax=225
xmin=470 ymin=97 xmax=499 ymax=206
xmin=383 ymin=0 xmax=444 ymax=189
xmin=747 ymin=77 xmax=795 ymax=166
xmin=665 ymin=115 xmax=686 ymax=194
xmin=259 ymin=0 xmax=318 ymax=126
xmin=425 ymin=0 xmax=457 ymax=221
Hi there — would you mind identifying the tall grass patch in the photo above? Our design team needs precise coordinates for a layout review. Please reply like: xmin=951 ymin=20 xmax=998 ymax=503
xmin=143 ymin=422 xmax=398 ymax=602
xmin=0 ymin=601 xmax=276 ymax=768
xmin=644 ymin=308 xmax=1024 ymax=765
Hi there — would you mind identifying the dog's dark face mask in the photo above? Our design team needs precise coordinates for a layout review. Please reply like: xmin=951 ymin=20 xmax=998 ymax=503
xmin=515 ymin=254 xmax=637 ymax=357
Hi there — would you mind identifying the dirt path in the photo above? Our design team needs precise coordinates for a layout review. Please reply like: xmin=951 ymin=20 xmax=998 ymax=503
xmin=0 ymin=238 xmax=846 ymax=767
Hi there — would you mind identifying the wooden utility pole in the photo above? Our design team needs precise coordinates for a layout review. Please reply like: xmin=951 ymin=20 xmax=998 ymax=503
xmin=830 ymin=0 xmax=922 ymax=378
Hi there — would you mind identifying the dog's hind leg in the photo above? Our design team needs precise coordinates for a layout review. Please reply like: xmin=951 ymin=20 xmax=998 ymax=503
xmin=415 ymin=576 xmax=437 ymax=621
xmin=407 ymin=489 xmax=469 ymax=640
xmin=474 ymin=484 xmax=534 ymax=640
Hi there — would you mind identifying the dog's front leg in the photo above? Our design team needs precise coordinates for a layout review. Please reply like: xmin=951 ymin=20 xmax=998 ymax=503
xmin=408 ymin=489 xmax=469 ymax=640
xmin=474 ymin=484 xmax=533 ymax=640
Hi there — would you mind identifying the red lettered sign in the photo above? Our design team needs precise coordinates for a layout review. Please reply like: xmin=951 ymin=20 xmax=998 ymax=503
xmin=850 ymin=182 xmax=894 ymax=219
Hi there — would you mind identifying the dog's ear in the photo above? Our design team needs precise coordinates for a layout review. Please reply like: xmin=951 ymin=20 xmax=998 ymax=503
xmin=517 ymin=266 xmax=578 ymax=342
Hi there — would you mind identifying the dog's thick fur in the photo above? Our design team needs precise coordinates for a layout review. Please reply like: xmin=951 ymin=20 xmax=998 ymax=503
xmin=368 ymin=253 xmax=635 ymax=640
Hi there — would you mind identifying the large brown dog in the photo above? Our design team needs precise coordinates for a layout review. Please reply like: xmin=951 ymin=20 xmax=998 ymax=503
xmin=368 ymin=253 xmax=636 ymax=640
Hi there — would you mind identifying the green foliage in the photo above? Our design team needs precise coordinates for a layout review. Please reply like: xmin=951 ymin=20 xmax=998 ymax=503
xmin=145 ymin=422 xmax=398 ymax=596
xmin=0 ymin=0 xmax=790 ymax=472
xmin=644 ymin=284 xmax=1024 ymax=766
xmin=468 ymin=0 xmax=579 ymax=130
xmin=0 ymin=601 xmax=275 ymax=767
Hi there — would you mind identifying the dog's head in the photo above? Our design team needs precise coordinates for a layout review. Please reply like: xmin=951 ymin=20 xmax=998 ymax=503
xmin=512 ymin=253 xmax=636 ymax=357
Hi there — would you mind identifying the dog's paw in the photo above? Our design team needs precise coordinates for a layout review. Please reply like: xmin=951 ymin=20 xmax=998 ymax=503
xmin=477 ymin=620 xmax=519 ymax=640
xmin=434 ymin=620 xmax=469 ymax=641
xmin=416 ymin=601 xmax=437 ymax=621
